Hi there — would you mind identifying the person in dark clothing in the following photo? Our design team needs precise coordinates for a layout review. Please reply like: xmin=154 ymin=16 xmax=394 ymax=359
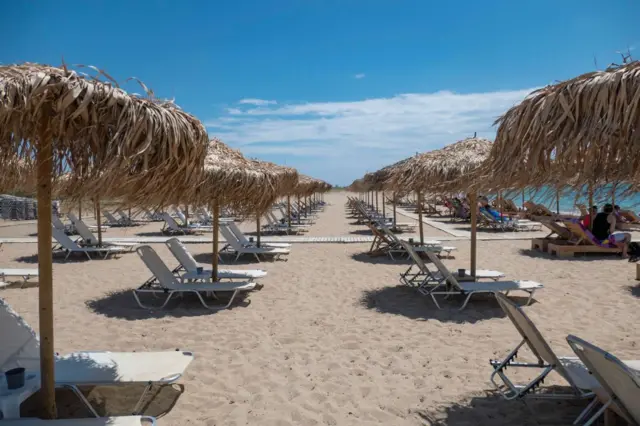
xmin=591 ymin=204 xmax=631 ymax=257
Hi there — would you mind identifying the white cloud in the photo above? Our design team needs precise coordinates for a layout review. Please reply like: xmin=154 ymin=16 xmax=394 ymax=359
xmin=238 ymin=98 xmax=277 ymax=106
xmin=354 ymin=73 xmax=366 ymax=79
xmin=206 ymin=88 xmax=535 ymax=184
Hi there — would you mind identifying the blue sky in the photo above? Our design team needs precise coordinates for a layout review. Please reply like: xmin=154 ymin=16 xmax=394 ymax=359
xmin=3 ymin=0 xmax=638 ymax=185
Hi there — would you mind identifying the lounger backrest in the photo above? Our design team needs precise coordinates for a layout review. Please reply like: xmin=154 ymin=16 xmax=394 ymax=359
xmin=219 ymin=224 xmax=243 ymax=250
xmin=541 ymin=220 xmax=571 ymax=239
xmin=0 ymin=299 xmax=41 ymax=372
xmin=52 ymin=227 xmax=79 ymax=249
xmin=567 ymin=335 xmax=640 ymax=424
xmin=398 ymin=241 xmax=430 ymax=273
xmin=494 ymin=294 xmax=576 ymax=383
xmin=165 ymin=238 xmax=198 ymax=272
xmin=378 ymin=225 xmax=399 ymax=243
xmin=136 ymin=245 xmax=181 ymax=290
xmin=52 ymin=215 xmax=67 ymax=231
xmin=68 ymin=213 xmax=97 ymax=243
xmin=424 ymin=251 xmax=462 ymax=289
xmin=176 ymin=211 xmax=187 ymax=224
xmin=104 ymin=211 xmax=120 ymax=224
xmin=562 ymin=220 xmax=612 ymax=247
xmin=162 ymin=213 xmax=180 ymax=230
xmin=227 ymin=222 xmax=250 ymax=245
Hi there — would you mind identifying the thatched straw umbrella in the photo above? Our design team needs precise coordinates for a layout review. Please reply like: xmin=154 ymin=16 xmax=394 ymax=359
xmin=485 ymin=61 xmax=640 ymax=191
xmin=245 ymin=160 xmax=298 ymax=247
xmin=196 ymin=139 xmax=285 ymax=280
xmin=389 ymin=137 xmax=493 ymax=277
xmin=0 ymin=63 xmax=208 ymax=418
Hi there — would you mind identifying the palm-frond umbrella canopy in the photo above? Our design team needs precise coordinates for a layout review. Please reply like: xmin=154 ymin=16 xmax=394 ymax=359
xmin=242 ymin=159 xmax=298 ymax=247
xmin=390 ymin=137 xmax=493 ymax=193
xmin=0 ymin=63 xmax=208 ymax=418
xmin=388 ymin=137 xmax=493 ymax=276
xmin=485 ymin=61 xmax=640 ymax=190
xmin=197 ymin=138 xmax=289 ymax=280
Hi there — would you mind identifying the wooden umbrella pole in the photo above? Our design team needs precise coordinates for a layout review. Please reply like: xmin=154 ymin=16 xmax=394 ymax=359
xmin=393 ymin=192 xmax=397 ymax=226
xmin=256 ymin=211 xmax=261 ymax=248
xmin=521 ymin=190 xmax=525 ymax=211
xmin=417 ymin=190 xmax=424 ymax=245
xmin=184 ymin=205 xmax=189 ymax=226
xmin=212 ymin=200 xmax=219 ymax=282
xmin=96 ymin=199 xmax=103 ymax=246
xmin=37 ymin=126 xmax=57 ymax=419
xmin=382 ymin=191 xmax=386 ymax=217
xmin=612 ymin=182 xmax=617 ymax=206
xmin=297 ymin=196 xmax=301 ymax=225
xmin=556 ymin=189 xmax=561 ymax=215
xmin=287 ymin=195 xmax=291 ymax=228
xmin=470 ymin=192 xmax=477 ymax=278
xmin=375 ymin=191 xmax=379 ymax=213
xmin=588 ymin=184 xmax=594 ymax=231
xmin=78 ymin=200 xmax=82 ymax=221
xmin=499 ymin=191 xmax=503 ymax=222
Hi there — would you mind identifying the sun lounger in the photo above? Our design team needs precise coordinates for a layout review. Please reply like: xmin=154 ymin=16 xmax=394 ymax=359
xmin=547 ymin=220 xmax=623 ymax=257
xmin=219 ymin=224 xmax=290 ymax=262
xmin=567 ymin=335 xmax=640 ymax=425
xmin=52 ymin=215 xmax=75 ymax=235
xmin=531 ymin=219 xmax=573 ymax=251
xmin=398 ymin=241 xmax=502 ymax=289
xmin=103 ymin=210 xmax=132 ymax=227
xmin=489 ymin=293 xmax=640 ymax=413
xmin=134 ymin=245 xmax=256 ymax=309
xmin=0 ymin=299 xmax=193 ymax=417
xmin=226 ymin=221 xmax=291 ymax=249
xmin=67 ymin=213 xmax=136 ymax=251
xmin=52 ymin=228 xmax=126 ymax=260
xmin=377 ymin=224 xmax=456 ymax=259
xmin=422 ymin=252 xmax=542 ymax=309
xmin=165 ymin=237 xmax=267 ymax=281
xmin=0 ymin=268 xmax=39 ymax=289
xmin=1 ymin=417 xmax=157 ymax=425
xmin=162 ymin=213 xmax=207 ymax=235
xmin=262 ymin=213 xmax=308 ymax=235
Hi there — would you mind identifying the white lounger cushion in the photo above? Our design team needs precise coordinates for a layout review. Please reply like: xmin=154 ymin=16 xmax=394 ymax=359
xmin=457 ymin=280 xmax=543 ymax=292
xmin=0 ymin=269 xmax=39 ymax=278
xmin=56 ymin=351 xmax=194 ymax=384
xmin=185 ymin=269 xmax=268 ymax=279
xmin=1 ymin=417 xmax=150 ymax=425
xmin=165 ymin=238 xmax=268 ymax=279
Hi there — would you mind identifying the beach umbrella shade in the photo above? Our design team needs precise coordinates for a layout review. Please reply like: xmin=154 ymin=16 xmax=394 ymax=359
xmin=484 ymin=61 xmax=640 ymax=191
xmin=389 ymin=137 xmax=493 ymax=277
xmin=0 ymin=63 xmax=208 ymax=418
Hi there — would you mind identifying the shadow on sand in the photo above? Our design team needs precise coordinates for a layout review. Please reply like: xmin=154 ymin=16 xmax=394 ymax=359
xmin=15 ymin=253 xmax=106 ymax=264
xmin=350 ymin=252 xmax=409 ymax=265
xmin=357 ymin=285 xmax=530 ymax=323
xmin=518 ymin=248 xmax=625 ymax=262
xmin=414 ymin=388 xmax=591 ymax=426
xmin=86 ymin=289 xmax=250 ymax=320
xmin=626 ymin=283 xmax=640 ymax=298
xmin=193 ymin=252 xmax=288 ymax=266
xmin=21 ymin=384 xmax=184 ymax=419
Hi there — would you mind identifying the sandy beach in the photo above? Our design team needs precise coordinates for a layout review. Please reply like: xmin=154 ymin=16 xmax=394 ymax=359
xmin=1 ymin=190 xmax=639 ymax=425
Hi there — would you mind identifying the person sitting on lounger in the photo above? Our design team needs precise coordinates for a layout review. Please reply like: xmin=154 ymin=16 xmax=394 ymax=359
xmin=592 ymin=204 xmax=632 ymax=258
xmin=614 ymin=205 xmax=630 ymax=223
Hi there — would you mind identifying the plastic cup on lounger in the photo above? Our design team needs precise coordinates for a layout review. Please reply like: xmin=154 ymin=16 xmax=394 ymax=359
xmin=5 ymin=367 xmax=25 ymax=390
xmin=458 ymin=269 xmax=465 ymax=277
